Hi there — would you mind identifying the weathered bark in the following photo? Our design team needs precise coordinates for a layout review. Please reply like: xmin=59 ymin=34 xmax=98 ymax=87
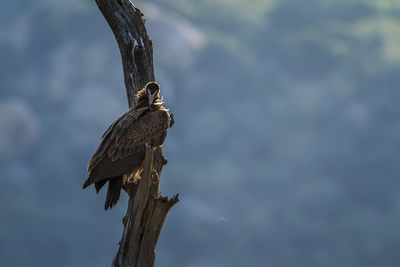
xmin=94 ymin=1 xmax=179 ymax=266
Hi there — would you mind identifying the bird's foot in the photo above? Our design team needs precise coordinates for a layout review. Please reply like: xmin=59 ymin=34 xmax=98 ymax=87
xmin=126 ymin=174 xmax=141 ymax=184
xmin=133 ymin=174 xmax=141 ymax=183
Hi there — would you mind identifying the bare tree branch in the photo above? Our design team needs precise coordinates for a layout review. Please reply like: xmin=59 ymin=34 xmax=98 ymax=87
xmin=96 ymin=0 xmax=154 ymax=106
xmin=94 ymin=1 xmax=179 ymax=266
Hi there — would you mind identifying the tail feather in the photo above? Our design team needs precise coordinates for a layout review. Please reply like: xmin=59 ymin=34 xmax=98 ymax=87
xmin=95 ymin=179 xmax=108 ymax=193
xmin=82 ymin=178 xmax=92 ymax=189
xmin=104 ymin=176 xmax=122 ymax=210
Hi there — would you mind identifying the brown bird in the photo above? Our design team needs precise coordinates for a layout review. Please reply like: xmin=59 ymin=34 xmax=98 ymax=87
xmin=82 ymin=81 xmax=171 ymax=210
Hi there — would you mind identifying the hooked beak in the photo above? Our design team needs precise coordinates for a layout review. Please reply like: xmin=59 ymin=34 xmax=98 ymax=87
xmin=147 ymin=89 xmax=157 ymax=105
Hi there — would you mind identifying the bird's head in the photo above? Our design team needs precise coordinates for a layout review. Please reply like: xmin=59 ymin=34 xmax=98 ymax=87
xmin=136 ymin=81 xmax=163 ymax=107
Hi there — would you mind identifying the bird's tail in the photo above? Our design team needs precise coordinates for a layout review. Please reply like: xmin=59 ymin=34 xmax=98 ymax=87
xmin=104 ymin=176 xmax=122 ymax=210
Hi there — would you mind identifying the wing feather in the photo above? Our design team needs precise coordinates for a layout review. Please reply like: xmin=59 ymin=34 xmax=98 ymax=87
xmin=84 ymin=107 xmax=170 ymax=188
xmin=87 ymin=106 xmax=149 ymax=171
xmin=108 ymin=109 xmax=170 ymax=161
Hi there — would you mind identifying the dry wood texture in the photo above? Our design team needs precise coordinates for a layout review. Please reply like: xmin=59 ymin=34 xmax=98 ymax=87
xmin=94 ymin=0 xmax=178 ymax=266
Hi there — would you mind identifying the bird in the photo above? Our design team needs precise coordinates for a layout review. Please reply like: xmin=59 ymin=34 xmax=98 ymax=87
xmin=82 ymin=81 xmax=172 ymax=210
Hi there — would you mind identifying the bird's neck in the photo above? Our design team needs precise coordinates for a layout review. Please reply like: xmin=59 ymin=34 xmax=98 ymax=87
xmin=149 ymin=104 xmax=161 ymax=111
xmin=133 ymin=101 xmax=148 ymax=109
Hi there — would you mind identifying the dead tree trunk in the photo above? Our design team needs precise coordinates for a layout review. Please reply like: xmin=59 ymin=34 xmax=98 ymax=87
xmin=94 ymin=1 xmax=179 ymax=266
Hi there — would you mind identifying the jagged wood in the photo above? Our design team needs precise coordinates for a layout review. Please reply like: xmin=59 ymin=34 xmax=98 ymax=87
xmin=94 ymin=0 xmax=179 ymax=266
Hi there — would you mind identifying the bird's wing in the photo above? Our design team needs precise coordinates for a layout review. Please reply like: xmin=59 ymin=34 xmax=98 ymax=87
xmin=87 ymin=106 xmax=149 ymax=172
xmin=107 ymin=109 xmax=170 ymax=161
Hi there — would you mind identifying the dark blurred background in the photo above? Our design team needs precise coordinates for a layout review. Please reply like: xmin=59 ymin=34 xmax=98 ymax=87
xmin=1 ymin=0 xmax=400 ymax=266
